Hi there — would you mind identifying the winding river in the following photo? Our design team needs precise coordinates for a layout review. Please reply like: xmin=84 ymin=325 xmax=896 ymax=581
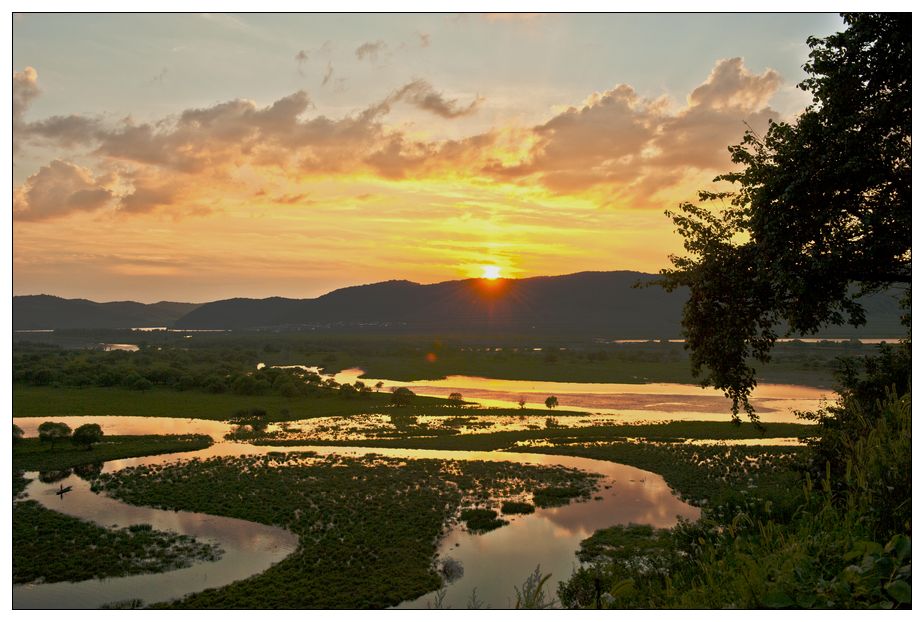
xmin=13 ymin=428 xmax=699 ymax=609
xmin=17 ymin=369 xmax=821 ymax=608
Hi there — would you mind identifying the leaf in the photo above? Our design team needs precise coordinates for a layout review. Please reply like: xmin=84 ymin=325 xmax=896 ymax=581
xmin=885 ymin=580 xmax=911 ymax=604
xmin=762 ymin=590 xmax=795 ymax=608
xmin=884 ymin=534 xmax=911 ymax=563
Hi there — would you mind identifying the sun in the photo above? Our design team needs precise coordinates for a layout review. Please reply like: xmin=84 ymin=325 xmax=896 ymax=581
xmin=481 ymin=265 xmax=502 ymax=280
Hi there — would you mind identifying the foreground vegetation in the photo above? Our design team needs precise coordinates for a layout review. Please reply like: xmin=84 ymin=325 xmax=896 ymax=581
xmin=558 ymin=390 xmax=911 ymax=609
xmin=94 ymin=452 xmax=599 ymax=608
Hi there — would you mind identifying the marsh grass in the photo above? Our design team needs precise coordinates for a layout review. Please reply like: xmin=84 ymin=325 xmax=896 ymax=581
xmin=12 ymin=501 xmax=222 ymax=584
xmin=94 ymin=452 xmax=599 ymax=608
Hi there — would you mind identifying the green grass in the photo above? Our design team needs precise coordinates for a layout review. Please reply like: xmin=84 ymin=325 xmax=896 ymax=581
xmin=13 ymin=385 xmax=448 ymax=422
xmin=13 ymin=501 xmax=222 ymax=584
xmin=253 ymin=420 xmax=815 ymax=449
xmin=252 ymin=426 xmax=807 ymax=516
xmin=13 ymin=435 xmax=213 ymax=472
xmin=459 ymin=508 xmax=508 ymax=533
xmin=94 ymin=452 xmax=599 ymax=608
xmin=501 ymin=501 xmax=535 ymax=515
xmin=295 ymin=342 xmax=848 ymax=388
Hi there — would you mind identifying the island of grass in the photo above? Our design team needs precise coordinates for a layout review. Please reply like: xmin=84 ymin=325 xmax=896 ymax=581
xmin=13 ymin=502 xmax=222 ymax=584
xmin=460 ymin=508 xmax=507 ymax=532
xmin=92 ymin=452 xmax=600 ymax=608
xmin=501 ymin=501 xmax=535 ymax=515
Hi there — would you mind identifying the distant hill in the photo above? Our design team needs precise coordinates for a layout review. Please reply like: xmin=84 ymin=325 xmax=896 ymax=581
xmin=14 ymin=272 xmax=906 ymax=337
xmin=171 ymin=271 xmax=907 ymax=338
xmin=13 ymin=295 xmax=201 ymax=330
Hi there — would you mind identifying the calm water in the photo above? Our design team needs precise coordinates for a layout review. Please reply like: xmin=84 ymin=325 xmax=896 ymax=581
xmin=13 ymin=416 xmax=233 ymax=438
xmin=295 ymin=366 xmax=829 ymax=423
xmin=13 ymin=442 xmax=698 ymax=609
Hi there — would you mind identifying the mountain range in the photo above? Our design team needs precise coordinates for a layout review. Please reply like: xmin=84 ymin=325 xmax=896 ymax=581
xmin=13 ymin=271 xmax=907 ymax=337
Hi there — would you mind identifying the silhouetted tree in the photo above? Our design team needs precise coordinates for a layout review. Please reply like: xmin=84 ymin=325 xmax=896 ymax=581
xmin=38 ymin=421 xmax=71 ymax=450
xmin=545 ymin=396 xmax=559 ymax=409
xmin=657 ymin=14 xmax=910 ymax=421
xmin=390 ymin=386 xmax=416 ymax=407
xmin=71 ymin=423 xmax=104 ymax=450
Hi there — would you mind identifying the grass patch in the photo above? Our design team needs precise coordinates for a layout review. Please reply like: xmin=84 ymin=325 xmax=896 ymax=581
xmin=13 ymin=385 xmax=448 ymax=422
xmin=251 ymin=419 xmax=815 ymax=448
xmin=13 ymin=501 xmax=221 ymax=584
xmin=13 ymin=434 xmax=213 ymax=473
xmin=534 ymin=485 xmax=590 ymax=508
xmin=459 ymin=508 xmax=508 ymax=533
xmin=94 ymin=452 xmax=599 ymax=608
xmin=500 ymin=501 xmax=535 ymax=515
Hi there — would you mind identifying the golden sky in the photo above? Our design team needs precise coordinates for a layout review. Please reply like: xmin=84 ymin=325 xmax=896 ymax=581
xmin=12 ymin=13 xmax=844 ymax=302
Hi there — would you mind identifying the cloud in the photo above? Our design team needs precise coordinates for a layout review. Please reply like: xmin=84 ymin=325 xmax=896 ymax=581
xmin=13 ymin=67 xmax=40 ymax=124
xmin=482 ymin=58 xmax=783 ymax=202
xmin=295 ymin=49 xmax=308 ymax=75
xmin=321 ymin=61 xmax=334 ymax=86
xmin=418 ymin=32 xmax=431 ymax=47
xmin=387 ymin=79 xmax=483 ymax=119
xmin=13 ymin=159 xmax=113 ymax=220
xmin=355 ymin=40 xmax=386 ymax=62
xmin=688 ymin=57 xmax=781 ymax=111
xmin=13 ymin=58 xmax=785 ymax=221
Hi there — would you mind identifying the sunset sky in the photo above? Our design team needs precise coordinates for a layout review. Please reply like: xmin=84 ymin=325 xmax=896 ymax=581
xmin=12 ymin=12 xmax=846 ymax=302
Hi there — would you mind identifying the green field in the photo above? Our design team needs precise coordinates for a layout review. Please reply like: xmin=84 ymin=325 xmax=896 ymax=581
xmin=12 ymin=385 xmax=449 ymax=422
xmin=13 ymin=434 xmax=213 ymax=472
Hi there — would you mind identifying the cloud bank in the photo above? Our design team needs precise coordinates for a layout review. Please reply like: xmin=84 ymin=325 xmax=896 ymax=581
xmin=13 ymin=58 xmax=782 ymax=220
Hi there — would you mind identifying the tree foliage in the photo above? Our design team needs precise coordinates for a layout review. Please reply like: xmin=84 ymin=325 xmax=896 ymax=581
xmin=71 ymin=423 xmax=104 ymax=450
xmin=37 ymin=421 xmax=72 ymax=450
xmin=658 ymin=14 xmax=910 ymax=421
xmin=390 ymin=386 xmax=416 ymax=407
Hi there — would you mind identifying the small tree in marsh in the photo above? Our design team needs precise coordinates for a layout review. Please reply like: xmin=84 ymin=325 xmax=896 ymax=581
xmin=545 ymin=396 xmax=559 ymax=409
xmin=38 ymin=421 xmax=72 ymax=450
xmin=72 ymin=423 xmax=104 ymax=450
xmin=390 ymin=386 xmax=415 ymax=407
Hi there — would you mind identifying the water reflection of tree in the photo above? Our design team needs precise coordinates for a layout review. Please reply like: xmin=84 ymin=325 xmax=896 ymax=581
xmin=39 ymin=469 xmax=72 ymax=483
xmin=73 ymin=462 xmax=104 ymax=481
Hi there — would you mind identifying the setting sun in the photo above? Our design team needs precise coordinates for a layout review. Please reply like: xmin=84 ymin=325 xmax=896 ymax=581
xmin=481 ymin=266 xmax=502 ymax=280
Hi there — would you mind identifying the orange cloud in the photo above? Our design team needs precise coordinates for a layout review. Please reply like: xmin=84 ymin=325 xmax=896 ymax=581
xmin=13 ymin=58 xmax=783 ymax=222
